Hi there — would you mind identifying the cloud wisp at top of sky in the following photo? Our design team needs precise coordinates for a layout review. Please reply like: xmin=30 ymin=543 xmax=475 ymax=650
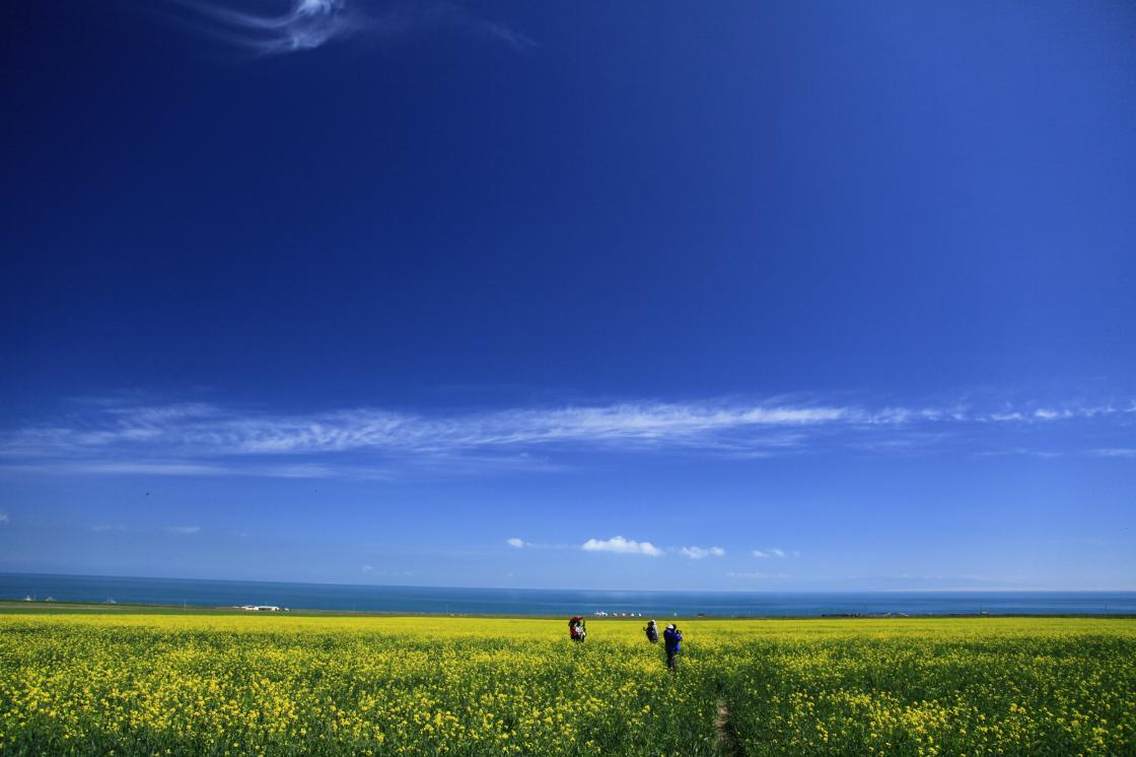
xmin=164 ymin=0 xmax=535 ymax=55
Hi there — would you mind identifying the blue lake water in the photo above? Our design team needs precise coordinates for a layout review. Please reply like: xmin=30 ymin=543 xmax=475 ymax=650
xmin=1 ymin=573 xmax=1134 ymax=617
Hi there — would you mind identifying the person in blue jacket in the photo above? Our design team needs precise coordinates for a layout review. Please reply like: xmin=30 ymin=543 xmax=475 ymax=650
xmin=663 ymin=623 xmax=683 ymax=671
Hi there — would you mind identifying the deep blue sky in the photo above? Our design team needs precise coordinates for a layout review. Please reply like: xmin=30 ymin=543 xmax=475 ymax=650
xmin=2 ymin=0 xmax=1134 ymax=590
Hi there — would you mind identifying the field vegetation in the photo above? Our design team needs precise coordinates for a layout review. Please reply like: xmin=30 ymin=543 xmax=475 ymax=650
xmin=1 ymin=611 xmax=1133 ymax=755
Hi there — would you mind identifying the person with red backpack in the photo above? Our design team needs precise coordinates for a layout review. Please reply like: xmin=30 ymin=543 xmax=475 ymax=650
xmin=568 ymin=616 xmax=587 ymax=642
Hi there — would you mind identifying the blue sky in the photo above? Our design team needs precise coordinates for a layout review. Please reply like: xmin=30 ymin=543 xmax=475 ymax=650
xmin=2 ymin=0 xmax=1134 ymax=590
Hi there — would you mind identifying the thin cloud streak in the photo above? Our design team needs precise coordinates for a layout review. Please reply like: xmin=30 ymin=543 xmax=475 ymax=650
xmin=1 ymin=395 xmax=1132 ymax=478
xmin=0 ymin=399 xmax=860 ymax=460
xmin=0 ymin=461 xmax=352 ymax=479
xmin=1090 ymin=448 xmax=1136 ymax=458
xmin=166 ymin=0 xmax=535 ymax=56
xmin=679 ymin=546 xmax=725 ymax=559
xmin=753 ymin=548 xmax=798 ymax=559
xmin=172 ymin=0 xmax=359 ymax=53
xmin=727 ymin=571 xmax=791 ymax=580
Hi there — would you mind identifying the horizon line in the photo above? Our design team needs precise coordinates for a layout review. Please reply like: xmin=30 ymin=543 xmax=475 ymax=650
xmin=2 ymin=570 xmax=1134 ymax=595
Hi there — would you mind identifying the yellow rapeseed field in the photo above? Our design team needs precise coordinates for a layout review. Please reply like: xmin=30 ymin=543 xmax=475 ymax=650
xmin=1 ymin=612 xmax=1133 ymax=755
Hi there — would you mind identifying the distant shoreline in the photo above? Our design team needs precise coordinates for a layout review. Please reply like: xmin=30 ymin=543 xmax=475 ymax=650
xmin=4 ymin=573 xmax=1135 ymax=618
xmin=4 ymin=571 xmax=1133 ymax=595
xmin=3 ymin=599 xmax=1135 ymax=621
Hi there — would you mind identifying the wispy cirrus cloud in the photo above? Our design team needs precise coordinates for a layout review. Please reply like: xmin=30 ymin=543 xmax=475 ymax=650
xmin=753 ymin=548 xmax=799 ymax=559
xmin=165 ymin=525 xmax=202 ymax=535
xmin=165 ymin=0 xmax=535 ymax=56
xmin=679 ymin=545 xmax=725 ymax=560
xmin=727 ymin=571 xmax=791 ymax=580
xmin=506 ymin=537 xmax=527 ymax=549
xmin=1090 ymin=448 xmax=1136 ymax=458
xmin=1 ymin=395 xmax=1132 ymax=479
xmin=0 ymin=398 xmax=858 ymax=467
xmin=0 ymin=460 xmax=356 ymax=479
xmin=581 ymin=536 xmax=663 ymax=557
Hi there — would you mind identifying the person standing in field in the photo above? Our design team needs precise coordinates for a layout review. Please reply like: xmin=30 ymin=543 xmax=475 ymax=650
xmin=644 ymin=619 xmax=659 ymax=643
xmin=663 ymin=623 xmax=682 ymax=670
xmin=568 ymin=615 xmax=587 ymax=642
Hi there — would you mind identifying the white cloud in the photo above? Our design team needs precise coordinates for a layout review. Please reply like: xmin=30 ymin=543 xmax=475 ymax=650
xmin=362 ymin=564 xmax=374 ymax=572
xmin=679 ymin=545 xmax=725 ymax=559
xmin=64 ymin=462 xmax=231 ymax=476
xmin=1091 ymin=448 xmax=1136 ymax=458
xmin=0 ymin=398 xmax=873 ymax=465
xmin=165 ymin=525 xmax=201 ymax=535
xmin=581 ymin=536 xmax=663 ymax=557
xmin=727 ymin=571 xmax=790 ymax=580
xmin=169 ymin=0 xmax=369 ymax=54
xmin=91 ymin=524 xmax=126 ymax=533
xmin=168 ymin=0 xmax=535 ymax=56
xmin=977 ymin=447 xmax=1064 ymax=459
xmin=0 ymin=460 xmax=364 ymax=479
xmin=506 ymin=537 xmax=526 ymax=548
xmin=0 ymin=512 xmax=8 ymax=525
xmin=3 ymin=395 xmax=1132 ymax=479
xmin=753 ymin=548 xmax=788 ymax=559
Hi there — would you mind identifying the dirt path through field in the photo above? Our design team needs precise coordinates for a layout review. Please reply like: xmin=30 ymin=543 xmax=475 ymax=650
xmin=714 ymin=699 xmax=744 ymax=756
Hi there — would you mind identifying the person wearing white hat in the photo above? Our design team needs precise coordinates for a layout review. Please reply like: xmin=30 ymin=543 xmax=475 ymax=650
xmin=663 ymin=623 xmax=683 ymax=671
